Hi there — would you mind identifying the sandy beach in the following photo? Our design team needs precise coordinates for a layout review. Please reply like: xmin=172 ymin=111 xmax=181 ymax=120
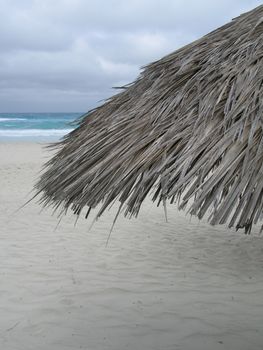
xmin=1 ymin=141 xmax=263 ymax=350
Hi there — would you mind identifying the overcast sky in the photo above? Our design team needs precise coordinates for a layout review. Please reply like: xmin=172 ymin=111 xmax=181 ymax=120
xmin=0 ymin=0 xmax=261 ymax=112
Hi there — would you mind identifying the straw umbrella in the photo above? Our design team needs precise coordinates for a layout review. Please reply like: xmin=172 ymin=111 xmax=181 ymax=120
xmin=36 ymin=5 xmax=263 ymax=233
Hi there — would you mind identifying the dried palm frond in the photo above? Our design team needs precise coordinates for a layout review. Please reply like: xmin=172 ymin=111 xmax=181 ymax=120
xmin=35 ymin=5 xmax=263 ymax=233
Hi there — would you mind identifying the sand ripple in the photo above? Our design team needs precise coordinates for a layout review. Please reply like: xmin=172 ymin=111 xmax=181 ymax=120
xmin=1 ymin=142 xmax=263 ymax=350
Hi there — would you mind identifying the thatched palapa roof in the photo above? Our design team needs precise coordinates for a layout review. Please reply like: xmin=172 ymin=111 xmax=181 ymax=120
xmin=36 ymin=6 xmax=263 ymax=233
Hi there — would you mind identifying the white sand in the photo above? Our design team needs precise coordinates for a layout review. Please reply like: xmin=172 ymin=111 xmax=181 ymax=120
xmin=1 ymin=142 xmax=263 ymax=350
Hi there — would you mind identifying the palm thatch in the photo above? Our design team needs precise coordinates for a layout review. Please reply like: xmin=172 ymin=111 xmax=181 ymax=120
xmin=36 ymin=5 xmax=263 ymax=233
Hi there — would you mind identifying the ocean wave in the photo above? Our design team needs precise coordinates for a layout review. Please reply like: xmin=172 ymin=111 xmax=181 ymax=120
xmin=0 ymin=118 xmax=27 ymax=122
xmin=0 ymin=129 xmax=73 ymax=137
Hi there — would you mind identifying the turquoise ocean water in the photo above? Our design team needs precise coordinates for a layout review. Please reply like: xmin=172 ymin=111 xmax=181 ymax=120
xmin=0 ymin=113 xmax=83 ymax=141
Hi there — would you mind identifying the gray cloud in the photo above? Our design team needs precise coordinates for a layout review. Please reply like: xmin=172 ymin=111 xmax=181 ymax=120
xmin=0 ymin=0 xmax=261 ymax=112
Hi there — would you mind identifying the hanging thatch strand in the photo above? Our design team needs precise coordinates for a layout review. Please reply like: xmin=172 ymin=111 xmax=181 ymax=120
xmin=36 ymin=6 xmax=263 ymax=233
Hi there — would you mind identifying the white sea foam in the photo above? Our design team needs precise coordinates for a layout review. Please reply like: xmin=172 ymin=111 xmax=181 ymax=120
xmin=0 ymin=118 xmax=27 ymax=122
xmin=0 ymin=128 xmax=73 ymax=138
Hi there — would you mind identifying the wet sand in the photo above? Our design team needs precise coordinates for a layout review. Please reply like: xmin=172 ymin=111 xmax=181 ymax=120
xmin=1 ymin=142 xmax=263 ymax=350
